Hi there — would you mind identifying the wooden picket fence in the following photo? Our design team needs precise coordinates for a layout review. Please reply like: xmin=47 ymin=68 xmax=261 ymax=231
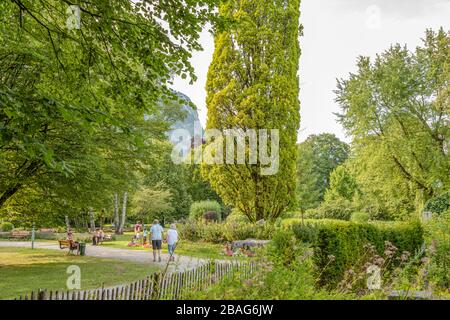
xmin=16 ymin=261 xmax=258 ymax=300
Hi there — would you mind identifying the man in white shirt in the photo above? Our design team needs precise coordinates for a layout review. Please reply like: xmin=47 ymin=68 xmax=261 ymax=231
xmin=150 ymin=219 xmax=164 ymax=262
xmin=166 ymin=224 xmax=179 ymax=261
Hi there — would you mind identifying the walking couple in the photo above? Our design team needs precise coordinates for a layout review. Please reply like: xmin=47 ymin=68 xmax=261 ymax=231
xmin=149 ymin=219 xmax=178 ymax=262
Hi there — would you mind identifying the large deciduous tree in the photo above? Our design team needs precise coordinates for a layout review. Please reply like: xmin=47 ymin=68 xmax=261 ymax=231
xmin=201 ymin=0 xmax=302 ymax=221
xmin=0 ymin=0 xmax=217 ymax=216
xmin=335 ymin=28 xmax=449 ymax=212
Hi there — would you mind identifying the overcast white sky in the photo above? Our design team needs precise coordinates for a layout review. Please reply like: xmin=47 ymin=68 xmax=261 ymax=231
xmin=171 ymin=0 xmax=450 ymax=142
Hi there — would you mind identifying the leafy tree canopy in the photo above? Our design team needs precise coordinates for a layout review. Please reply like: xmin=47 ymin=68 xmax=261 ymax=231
xmin=296 ymin=133 xmax=349 ymax=211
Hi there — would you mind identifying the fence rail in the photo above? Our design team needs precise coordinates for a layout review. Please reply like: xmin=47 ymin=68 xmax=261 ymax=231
xmin=17 ymin=261 xmax=258 ymax=300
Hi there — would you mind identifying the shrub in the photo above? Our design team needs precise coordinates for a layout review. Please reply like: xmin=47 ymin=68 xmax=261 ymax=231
xmin=304 ymin=198 xmax=355 ymax=220
xmin=286 ymin=219 xmax=424 ymax=287
xmin=424 ymin=191 xmax=449 ymax=214
xmin=203 ymin=211 xmax=220 ymax=222
xmin=0 ymin=222 xmax=14 ymax=232
xmin=291 ymin=222 xmax=319 ymax=244
xmin=177 ymin=220 xmax=203 ymax=242
xmin=350 ymin=211 xmax=370 ymax=223
xmin=189 ymin=201 xmax=222 ymax=221
xmin=424 ymin=209 xmax=449 ymax=288
xmin=226 ymin=209 xmax=249 ymax=224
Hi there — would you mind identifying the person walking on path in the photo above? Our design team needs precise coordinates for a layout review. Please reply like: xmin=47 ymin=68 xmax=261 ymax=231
xmin=150 ymin=219 xmax=164 ymax=262
xmin=166 ymin=224 xmax=179 ymax=261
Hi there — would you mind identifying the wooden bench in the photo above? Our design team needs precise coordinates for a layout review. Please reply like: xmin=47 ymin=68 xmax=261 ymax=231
xmin=9 ymin=230 xmax=31 ymax=240
xmin=58 ymin=240 xmax=80 ymax=255
xmin=39 ymin=228 xmax=55 ymax=233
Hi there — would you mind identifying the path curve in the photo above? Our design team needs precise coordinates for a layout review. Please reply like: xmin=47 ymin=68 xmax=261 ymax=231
xmin=0 ymin=241 xmax=207 ymax=272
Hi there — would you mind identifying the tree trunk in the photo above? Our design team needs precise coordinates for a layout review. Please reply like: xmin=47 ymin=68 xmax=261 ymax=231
xmin=83 ymin=211 xmax=89 ymax=231
xmin=114 ymin=193 xmax=120 ymax=234
xmin=89 ymin=207 xmax=95 ymax=232
xmin=119 ymin=192 xmax=128 ymax=234
xmin=65 ymin=215 xmax=70 ymax=231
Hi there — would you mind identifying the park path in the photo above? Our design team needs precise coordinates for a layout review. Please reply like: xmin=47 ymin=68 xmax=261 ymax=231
xmin=0 ymin=241 xmax=207 ymax=272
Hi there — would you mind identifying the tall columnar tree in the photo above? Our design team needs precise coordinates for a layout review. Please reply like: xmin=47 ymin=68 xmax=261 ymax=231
xmin=201 ymin=0 xmax=301 ymax=221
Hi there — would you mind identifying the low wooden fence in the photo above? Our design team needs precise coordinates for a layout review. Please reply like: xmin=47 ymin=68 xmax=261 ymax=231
xmin=17 ymin=261 xmax=258 ymax=300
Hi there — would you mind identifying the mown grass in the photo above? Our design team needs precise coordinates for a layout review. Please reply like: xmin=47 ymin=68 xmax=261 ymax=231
xmin=0 ymin=247 xmax=160 ymax=300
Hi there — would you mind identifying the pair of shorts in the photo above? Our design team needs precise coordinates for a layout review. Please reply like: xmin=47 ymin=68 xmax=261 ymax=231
xmin=151 ymin=240 xmax=162 ymax=250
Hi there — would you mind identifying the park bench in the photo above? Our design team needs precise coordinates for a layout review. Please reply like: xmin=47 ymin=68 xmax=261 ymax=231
xmin=39 ymin=228 xmax=55 ymax=233
xmin=58 ymin=239 xmax=80 ymax=255
xmin=9 ymin=230 xmax=31 ymax=240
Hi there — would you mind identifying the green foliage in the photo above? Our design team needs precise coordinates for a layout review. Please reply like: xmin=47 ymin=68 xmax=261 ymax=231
xmin=0 ymin=222 xmax=14 ymax=232
xmin=424 ymin=191 xmax=450 ymax=214
xmin=324 ymin=165 xmax=358 ymax=202
xmin=336 ymin=28 xmax=450 ymax=214
xmin=185 ymin=161 xmax=222 ymax=204
xmin=305 ymin=197 xmax=356 ymax=220
xmin=424 ymin=209 xmax=450 ymax=288
xmin=131 ymin=186 xmax=173 ymax=223
xmin=288 ymin=219 xmax=424 ymax=286
xmin=189 ymin=200 xmax=222 ymax=221
xmin=290 ymin=222 xmax=319 ymax=244
xmin=303 ymin=165 xmax=361 ymax=221
xmin=226 ymin=208 xmax=250 ymax=224
xmin=297 ymin=134 xmax=349 ymax=211
xmin=142 ymin=144 xmax=192 ymax=221
xmin=350 ymin=212 xmax=370 ymax=223
xmin=201 ymin=0 xmax=301 ymax=221
xmin=179 ymin=220 xmax=274 ymax=243
xmin=0 ymin=0 xmax=218 ymax=224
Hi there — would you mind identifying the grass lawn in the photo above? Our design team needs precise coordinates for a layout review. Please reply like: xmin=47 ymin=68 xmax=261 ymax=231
xmin=0 ymin=247 xmax=161 ymax=300
xmin=102 ymin=233 xmax=236 ymax=260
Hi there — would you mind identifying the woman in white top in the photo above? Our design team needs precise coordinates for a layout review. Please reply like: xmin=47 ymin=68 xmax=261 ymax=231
xmin=166 ymin=224 xmax=179 ymax=261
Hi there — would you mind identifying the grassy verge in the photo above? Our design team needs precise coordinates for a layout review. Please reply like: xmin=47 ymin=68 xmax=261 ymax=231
xmin=0 ymin=247 xmax=160 ymax=300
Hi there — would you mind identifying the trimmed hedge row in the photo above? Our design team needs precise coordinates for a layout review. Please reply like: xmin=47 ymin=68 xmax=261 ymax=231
xmin=287 ymin=219 xmax=424 ymax=286
xmin=179 ymin=220 xmax=274 ymax=243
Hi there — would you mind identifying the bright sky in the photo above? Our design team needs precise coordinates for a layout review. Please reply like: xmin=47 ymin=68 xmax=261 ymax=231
xmin=171 ymin=0 xmax=450 ymax=143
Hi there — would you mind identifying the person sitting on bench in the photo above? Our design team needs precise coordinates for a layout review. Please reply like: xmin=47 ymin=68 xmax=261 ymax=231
xmin=92 ymin=228 xmax=100 ymax=245
xmin=64 ymin=229 xmax=80 ymax=253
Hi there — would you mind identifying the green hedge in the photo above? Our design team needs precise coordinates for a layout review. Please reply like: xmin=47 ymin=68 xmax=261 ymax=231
xmin=189 ymin=200 xmax=222 ymax=221
xmin=288 ymin=219 xmax=424 ymax=286
xmin=179 ymin=220 xmax=274 ymax=243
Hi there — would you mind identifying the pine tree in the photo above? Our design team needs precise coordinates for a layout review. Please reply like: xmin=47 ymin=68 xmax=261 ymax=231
xmin=202 ymin=0 xmax=301 ymax=221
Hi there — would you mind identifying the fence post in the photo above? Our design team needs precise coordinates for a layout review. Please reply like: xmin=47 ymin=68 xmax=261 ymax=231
xmin=151 ymin=272 xmax=161 ymax=300
xmin=38 ymin=289 xmax=47 ymax=300
xmin=209 ymin=261 xmax=215 ymax=285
